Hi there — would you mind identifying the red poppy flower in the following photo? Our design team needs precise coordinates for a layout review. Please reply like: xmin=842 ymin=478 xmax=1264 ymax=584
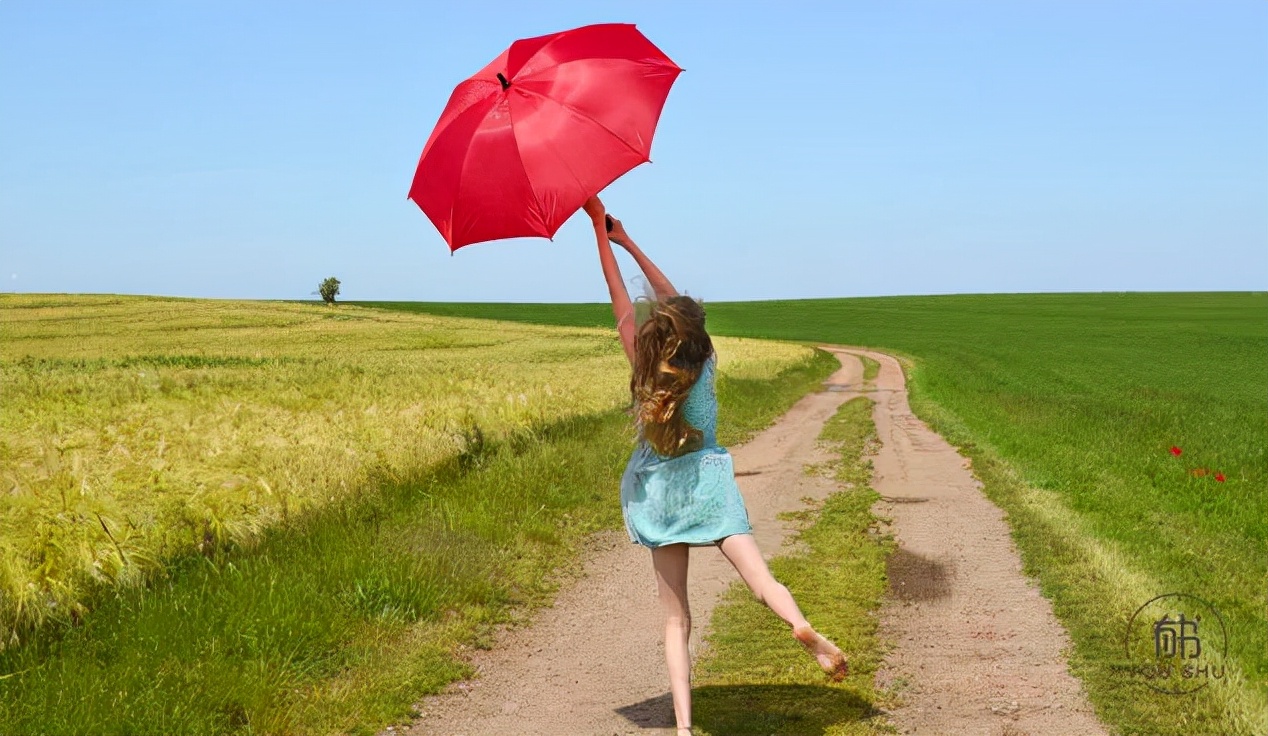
xmin=1215 ymin=473 xmax=1226 ymax=482
xmin=1170 ymin=446 xmax=1182 ymax=456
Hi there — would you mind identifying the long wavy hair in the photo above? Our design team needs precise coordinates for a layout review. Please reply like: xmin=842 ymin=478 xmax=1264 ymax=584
xmin=630 ymin=295 xmax=714 ymax=457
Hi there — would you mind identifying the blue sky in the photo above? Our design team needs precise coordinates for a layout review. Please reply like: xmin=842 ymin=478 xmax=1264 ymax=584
xmin=2 ymin=1 xmax=1265 ymax=302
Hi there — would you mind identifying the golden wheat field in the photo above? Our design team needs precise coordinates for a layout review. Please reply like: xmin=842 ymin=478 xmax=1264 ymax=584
xmin=0 ymin=294 xmax=814 ymax=637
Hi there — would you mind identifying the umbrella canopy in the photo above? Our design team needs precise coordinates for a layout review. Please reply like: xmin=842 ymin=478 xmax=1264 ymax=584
xmin=409 ymin=23 xmax=682 ymax=251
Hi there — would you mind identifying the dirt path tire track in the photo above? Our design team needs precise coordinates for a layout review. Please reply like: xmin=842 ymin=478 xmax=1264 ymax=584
xmin=851 ymin=347 xmax=1106 ymax=735
xmin=391 ymin=348 xmax=1107 ymax=735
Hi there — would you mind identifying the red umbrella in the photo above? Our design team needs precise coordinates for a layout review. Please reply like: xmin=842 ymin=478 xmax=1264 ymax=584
xmin=408 ymin=23 xmax=682 ymax=251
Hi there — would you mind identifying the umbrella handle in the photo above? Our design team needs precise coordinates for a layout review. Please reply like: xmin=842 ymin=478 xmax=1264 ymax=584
xmin=605 ymin=214 xmax=614 ymax=233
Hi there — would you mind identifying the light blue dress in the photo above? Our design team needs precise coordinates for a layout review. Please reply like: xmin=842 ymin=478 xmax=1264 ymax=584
xmin=620 ymin=353 xmax=754 ymax=548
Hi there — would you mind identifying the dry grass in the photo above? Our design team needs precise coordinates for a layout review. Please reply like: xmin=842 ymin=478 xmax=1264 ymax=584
xmin=0 ymin=294 xmax=813 ymax=642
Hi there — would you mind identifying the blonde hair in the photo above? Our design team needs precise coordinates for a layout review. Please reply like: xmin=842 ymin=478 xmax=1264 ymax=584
xmin=630 ymin=295 xmax=713 ymax=457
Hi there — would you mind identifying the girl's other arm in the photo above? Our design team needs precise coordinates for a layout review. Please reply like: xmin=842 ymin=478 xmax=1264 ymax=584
xmin=606 ymin=216 xmax=678 ymax=300
xmin=584 ymin=198 xmax=636 ymax=365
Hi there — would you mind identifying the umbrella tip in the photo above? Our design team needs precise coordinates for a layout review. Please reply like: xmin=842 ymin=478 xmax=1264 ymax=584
xmin=497 ymin=72 xmax=510 ymax=91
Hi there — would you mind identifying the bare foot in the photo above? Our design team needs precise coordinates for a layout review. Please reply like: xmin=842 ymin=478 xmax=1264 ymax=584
xmin=792 ymin=625 xmax=848 ymax=681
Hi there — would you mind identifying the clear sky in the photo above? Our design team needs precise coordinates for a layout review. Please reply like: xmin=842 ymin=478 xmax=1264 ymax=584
xmin=2 ymin=1 xmax=1265 ymax=303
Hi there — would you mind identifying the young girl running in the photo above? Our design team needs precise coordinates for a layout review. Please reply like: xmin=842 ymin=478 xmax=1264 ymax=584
xmin=581 ymin=197 xmax=848 ymax=736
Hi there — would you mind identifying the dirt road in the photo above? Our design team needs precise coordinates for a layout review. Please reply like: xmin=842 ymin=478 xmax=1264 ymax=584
xmin=393 ymin=349 xmax=1105 ymax=735
xmin=855 ymin=348 xmax=1104 ymax=735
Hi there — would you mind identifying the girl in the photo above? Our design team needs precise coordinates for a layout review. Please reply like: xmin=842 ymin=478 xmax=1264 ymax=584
xmin=582 ymin=197 xmax=848 ymax=736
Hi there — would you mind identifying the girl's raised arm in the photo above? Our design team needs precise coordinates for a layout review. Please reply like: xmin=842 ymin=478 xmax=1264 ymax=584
xmin=584 ymin=197 xmax=636 ymax=365
xmin=606 ymin=216 xmax=677 ymax=300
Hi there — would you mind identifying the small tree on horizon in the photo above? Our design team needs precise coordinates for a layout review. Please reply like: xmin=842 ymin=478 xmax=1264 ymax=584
xmin=319 ymin=277 xmax=340 ymax=305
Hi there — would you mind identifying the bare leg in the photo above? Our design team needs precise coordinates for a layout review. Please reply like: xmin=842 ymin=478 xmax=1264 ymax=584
xmin=651 ymin=543 xmax=693 ymax=733
xmin=716 ymin=533 xmax=848 ymax=680
xmin=715 ymin=533 xmax=809 ymax=628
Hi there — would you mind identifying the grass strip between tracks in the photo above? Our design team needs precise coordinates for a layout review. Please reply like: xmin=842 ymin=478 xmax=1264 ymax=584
xmin=692 ymin=395 xmax=894 ymax=736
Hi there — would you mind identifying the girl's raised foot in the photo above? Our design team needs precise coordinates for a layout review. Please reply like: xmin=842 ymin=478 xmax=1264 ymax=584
xmin=792 ymin=625 xmax=848 ymax=681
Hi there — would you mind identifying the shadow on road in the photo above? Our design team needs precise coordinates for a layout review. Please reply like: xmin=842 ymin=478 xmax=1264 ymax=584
xmin=617 ymin=683 xmax=884 ymax=734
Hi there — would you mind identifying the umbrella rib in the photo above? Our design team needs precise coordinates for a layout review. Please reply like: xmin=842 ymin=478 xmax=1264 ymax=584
xmin=516 ymin=86 xmax=648 ymax=162
xmin=502 ymin=98 xmax=552 ymax=235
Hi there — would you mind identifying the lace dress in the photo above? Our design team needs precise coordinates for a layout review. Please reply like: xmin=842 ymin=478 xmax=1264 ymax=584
xmin=620 ymin=354 xmax=754 ymax=548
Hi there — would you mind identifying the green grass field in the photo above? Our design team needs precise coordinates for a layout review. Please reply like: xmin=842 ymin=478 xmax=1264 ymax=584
xmin=0 ymin=294 xmax=836 ymax=735
xmin=369 ymin=292 xmax=1268 ymax=735
xmin=6 ymin=292 xmax=1263 ymax=735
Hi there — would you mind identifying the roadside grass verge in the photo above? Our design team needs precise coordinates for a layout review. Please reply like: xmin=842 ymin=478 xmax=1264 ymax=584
xmin=692 ymin=396 xmax=894 ymax=736
xmin=377 ymin=292 xmax=1268 ymax=735
xmin=0 ymin=336 xmax=837 ymax=735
